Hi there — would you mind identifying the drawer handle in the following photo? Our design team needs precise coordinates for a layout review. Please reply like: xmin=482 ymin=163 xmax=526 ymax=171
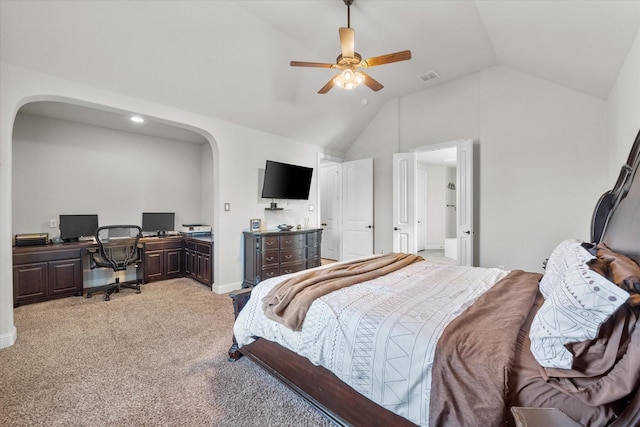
xmin=266 ymin=256 xmax=274 ymax=262
xmin=284 ymin=269 xmax=293 ymax=274
xmin=284 ymin=254 xmax=292 ymax=259
xmin=266 ymin=272 xmax=275 ymax=277
xmin=284 ymin=240 xmax=292 ymax=244
xmin=265 ymin=241 xmax=274 ymax=246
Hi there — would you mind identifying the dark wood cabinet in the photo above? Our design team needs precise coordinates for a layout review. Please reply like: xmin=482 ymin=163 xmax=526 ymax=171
xmin=12 ymin=234 xmax=215 ymax=306
xmin=143 ymin=238 xmax=183 ymax=283
xmin=13 ymin=246 xmax=84 ymax=306
xmin=184 ymin=238 xmax=213 ymax=286
xmin=243 ymin=228 xmax=322 ymax=288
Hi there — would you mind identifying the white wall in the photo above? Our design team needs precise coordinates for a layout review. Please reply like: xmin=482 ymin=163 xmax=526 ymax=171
xmin=0 ymin=62 xmax=326 ymax=348
xmin=348 ymin=64 xmax=608 ymax=272
xmin=12 ymin=114 xmax=205 ymax=234
xmin=607 ymin=27 xmax=640 ymax=179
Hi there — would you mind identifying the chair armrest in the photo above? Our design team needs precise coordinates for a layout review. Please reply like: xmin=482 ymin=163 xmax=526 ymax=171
xmin=510 ymin=407 xmax=583 ymax=427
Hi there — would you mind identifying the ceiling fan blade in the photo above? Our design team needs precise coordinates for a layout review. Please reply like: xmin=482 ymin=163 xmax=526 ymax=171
xmin=363 ymin=50 xmax=412 ymax=67
xmin=290 ymin=61 xmax=334 ymax=68
xmin=362 ymin=72 xmax=384 ymax=92
xmin=318 ymin=76 xmax=336 ymax=94
xmin=339 ymin=27 xmax=355 ymax=58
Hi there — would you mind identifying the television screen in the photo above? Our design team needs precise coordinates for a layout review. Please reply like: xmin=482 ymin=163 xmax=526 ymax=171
xmin=142 ymin=212 xmax=175 ymax=232
xmin=261 ymin=160 xmax=313 ymax=200
xmin=59 ymin=214 xmax=99 ymax=242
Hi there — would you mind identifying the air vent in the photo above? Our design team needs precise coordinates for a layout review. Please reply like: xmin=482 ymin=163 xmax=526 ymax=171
xmin=417 ymin=70 xmax=440 ymax=82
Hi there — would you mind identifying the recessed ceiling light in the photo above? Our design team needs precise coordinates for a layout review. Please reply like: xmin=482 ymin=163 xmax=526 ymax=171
xmin=130 ymin=116 xmax=144 ymax=123
xmin=361 ymin=98 xmax=369 ymax=106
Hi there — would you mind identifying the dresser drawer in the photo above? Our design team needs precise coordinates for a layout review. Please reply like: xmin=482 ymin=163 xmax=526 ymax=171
xmin=261 ymin=236 xmax=279 ymax=251
xmin=307 ymin=258 xmax=321 ymax=269
xmin=307 ymin=231 xmax=320 ymax=246
xmin=261 ymin=251 xmax=280 ymax=266
xmin=280 ymin=234 xmax=305 ymax=249
xmin=306 ymin=245 xmax=319 ymax=259
xmin=280 ymin=248 xmax=305 ymax=264
xmin=280 ymin=261 xmax=307 ymax=276
xmin=261 ymin=266 xmax=280 ymax=281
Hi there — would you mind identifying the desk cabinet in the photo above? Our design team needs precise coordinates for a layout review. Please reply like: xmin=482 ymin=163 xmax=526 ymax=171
xmin=184 ymin=239 xmax=213 ymax=286
xmin=13 ymin=246 xmax=83 ymax=307
xmin=143 ymin=238 xmax=183 ymax=283
xmin=243 ymin=228 xmax=322 ymax=288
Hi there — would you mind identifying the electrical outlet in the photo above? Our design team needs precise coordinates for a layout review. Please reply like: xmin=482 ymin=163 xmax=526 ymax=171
xmin=49 ymin=219 xmax=57 ymax=228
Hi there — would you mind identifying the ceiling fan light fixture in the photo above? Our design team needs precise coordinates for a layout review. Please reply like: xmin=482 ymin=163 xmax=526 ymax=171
xmin=334 ymin=68 xmax=364 ymax=90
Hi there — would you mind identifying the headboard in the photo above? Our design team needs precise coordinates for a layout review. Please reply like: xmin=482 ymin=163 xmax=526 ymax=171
xmin=596 ymin=128 xmax=640 ymax=264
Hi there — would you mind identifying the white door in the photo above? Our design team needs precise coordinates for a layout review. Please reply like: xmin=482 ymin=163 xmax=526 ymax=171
xmin=319 ymin=164 xmax=340 ymax=260
xmin=417 ymin=168 xmax=427 ymax=251
xmin=392 ymin=152 xmax=417 ymax=254
xmin=342 ymin=158 xmax=374 ymax=260
xmin=393 ymin=139 xmax=474 ymax=265
xmin=457 ymin=139 xmax=474 ymax=266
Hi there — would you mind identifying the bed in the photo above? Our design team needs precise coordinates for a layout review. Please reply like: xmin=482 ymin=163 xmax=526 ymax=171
xmin=229 ymin=130 xmax=640 ymax=427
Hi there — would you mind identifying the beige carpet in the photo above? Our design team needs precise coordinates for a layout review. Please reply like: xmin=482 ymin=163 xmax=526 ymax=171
xmin=0 ymin=279 xmax=332 ymax=427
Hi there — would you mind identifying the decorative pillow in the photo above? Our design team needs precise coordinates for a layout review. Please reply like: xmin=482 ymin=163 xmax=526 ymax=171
xmin=596 ymin=243 xmax=640 ymax=289
xmin=530 ymin=244 xmax=629 ymax=369
xmin=538 ymin=239 xmax=583 ymax=298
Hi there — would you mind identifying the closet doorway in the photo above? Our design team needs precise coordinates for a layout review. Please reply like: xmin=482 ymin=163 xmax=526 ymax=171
xmin=318 ymin=155 xmax=374 ymax=262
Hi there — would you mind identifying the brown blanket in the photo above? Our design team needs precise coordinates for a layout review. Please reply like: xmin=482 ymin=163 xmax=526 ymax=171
xmin=262 ymin=252 xmax=424 ymax=331
xmin=429 ymin=270 xmax=541 ymax=427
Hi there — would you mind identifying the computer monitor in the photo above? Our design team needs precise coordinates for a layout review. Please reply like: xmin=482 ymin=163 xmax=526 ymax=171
xmin=59 ymin=214 xmax=99 ymax=242
xmin=141 ymin=212 xmax=175 ymax=234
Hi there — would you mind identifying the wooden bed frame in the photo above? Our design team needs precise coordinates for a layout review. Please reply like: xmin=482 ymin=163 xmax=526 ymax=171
xmin=229 ymin=130 xmax=640 ymax=426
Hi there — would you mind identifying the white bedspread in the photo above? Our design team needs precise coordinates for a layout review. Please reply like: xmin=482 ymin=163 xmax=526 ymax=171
xmin=233 ymin=260 xmax=508 ymax=426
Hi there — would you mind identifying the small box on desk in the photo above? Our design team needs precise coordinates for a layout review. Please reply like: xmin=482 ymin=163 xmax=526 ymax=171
xmin=180 ymin=224 xmax=212 ymax=235
xmin=15 ymin=233 xmax=49 ymax=246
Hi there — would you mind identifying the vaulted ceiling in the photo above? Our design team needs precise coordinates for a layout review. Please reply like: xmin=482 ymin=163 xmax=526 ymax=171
xmin=2 ymin=1 xmax=639 ymax=152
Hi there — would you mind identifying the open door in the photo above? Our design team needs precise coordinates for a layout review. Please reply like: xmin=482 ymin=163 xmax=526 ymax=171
xmin=392 ymin=139 xmax=474 ymax=265
xmin=319 ymin=163 xmax=341 ymax=260
xmin=393 ymin=152 xmax=417 ymax=253
xmin=457 ymin=139 xmax=473 ymax=265
xmin=342 ymin=158 xmax=374 ymax=260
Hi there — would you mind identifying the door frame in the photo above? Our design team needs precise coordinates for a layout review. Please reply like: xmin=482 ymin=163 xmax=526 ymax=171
xmin=393 ymin=139 xmax=474 ymax=265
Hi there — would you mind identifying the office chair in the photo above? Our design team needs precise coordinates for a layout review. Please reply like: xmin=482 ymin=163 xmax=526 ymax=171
xmin=86 ymin=225 xmax=143 ymax=301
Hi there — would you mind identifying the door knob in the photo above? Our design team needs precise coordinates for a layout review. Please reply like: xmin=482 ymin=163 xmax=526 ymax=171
xmin=394 ymin=227 xmax=400 ymax=231
xmin=464 ymin=230 xmax=471 ymax=234
xmin=366 ymin=225 xmax=373 ymax=229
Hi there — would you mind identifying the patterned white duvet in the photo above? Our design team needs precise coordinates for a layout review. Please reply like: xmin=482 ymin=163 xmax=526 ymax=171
xmin=233 ymin=260 xmax=508 ymax=426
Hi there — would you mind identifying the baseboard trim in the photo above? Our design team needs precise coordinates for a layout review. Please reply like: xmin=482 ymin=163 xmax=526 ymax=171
xmin=213 ymin=281 xmax=242 ymax=295
xmin=0 ymin=325 xmax=17 ymax=349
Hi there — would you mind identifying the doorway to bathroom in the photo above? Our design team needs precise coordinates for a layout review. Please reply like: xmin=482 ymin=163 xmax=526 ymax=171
xmin=392 ymin=139 xmax=474 ymax=266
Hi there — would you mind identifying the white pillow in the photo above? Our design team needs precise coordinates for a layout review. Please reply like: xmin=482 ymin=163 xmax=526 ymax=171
xmin=538 ymin=239 xmax=582 ymax=298
xmin=530 ymin=244 xmax=629 ymax=369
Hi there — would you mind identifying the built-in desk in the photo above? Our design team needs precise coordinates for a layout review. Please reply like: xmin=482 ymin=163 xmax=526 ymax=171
xmin=12 ymin=234 xmax=214 ymax=306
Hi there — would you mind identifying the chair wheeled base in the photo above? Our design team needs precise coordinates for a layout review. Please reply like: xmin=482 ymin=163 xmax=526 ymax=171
xmin=86 ymin=276 xmax=141 ymax=301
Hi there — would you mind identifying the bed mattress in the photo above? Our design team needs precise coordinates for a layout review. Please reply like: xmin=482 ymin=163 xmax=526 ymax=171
xmin=233 ymin=261 xmax=508 ymax=425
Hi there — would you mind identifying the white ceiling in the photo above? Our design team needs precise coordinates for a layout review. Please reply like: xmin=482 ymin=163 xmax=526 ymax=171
xmin=2 ymin=1 xmax=639 ymax=152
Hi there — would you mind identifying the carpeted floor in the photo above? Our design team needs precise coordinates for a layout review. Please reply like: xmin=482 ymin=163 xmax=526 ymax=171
xmin=0 ymin=279 xmax=332 ymax=427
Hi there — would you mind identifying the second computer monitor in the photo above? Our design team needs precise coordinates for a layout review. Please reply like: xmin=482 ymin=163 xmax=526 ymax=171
xmin=142 ymin=212 xmax=175 ymax=234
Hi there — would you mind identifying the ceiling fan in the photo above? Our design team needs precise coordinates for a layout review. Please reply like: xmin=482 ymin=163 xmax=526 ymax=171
xmin=290 ymin=0 xmax=411 ymax=94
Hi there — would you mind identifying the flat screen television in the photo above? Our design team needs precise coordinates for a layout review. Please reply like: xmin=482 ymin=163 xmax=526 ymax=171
xmin=142 ymin=212 xmax=175 ymax=233
xmin=59 ymin=214 xmax=99 ymax=242
xmin=261 ymin=160 xmax=313 ymax=200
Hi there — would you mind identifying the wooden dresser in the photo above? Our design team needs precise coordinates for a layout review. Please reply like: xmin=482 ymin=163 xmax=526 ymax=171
xmin=242 ymin=228 xmax=322 ymax=288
